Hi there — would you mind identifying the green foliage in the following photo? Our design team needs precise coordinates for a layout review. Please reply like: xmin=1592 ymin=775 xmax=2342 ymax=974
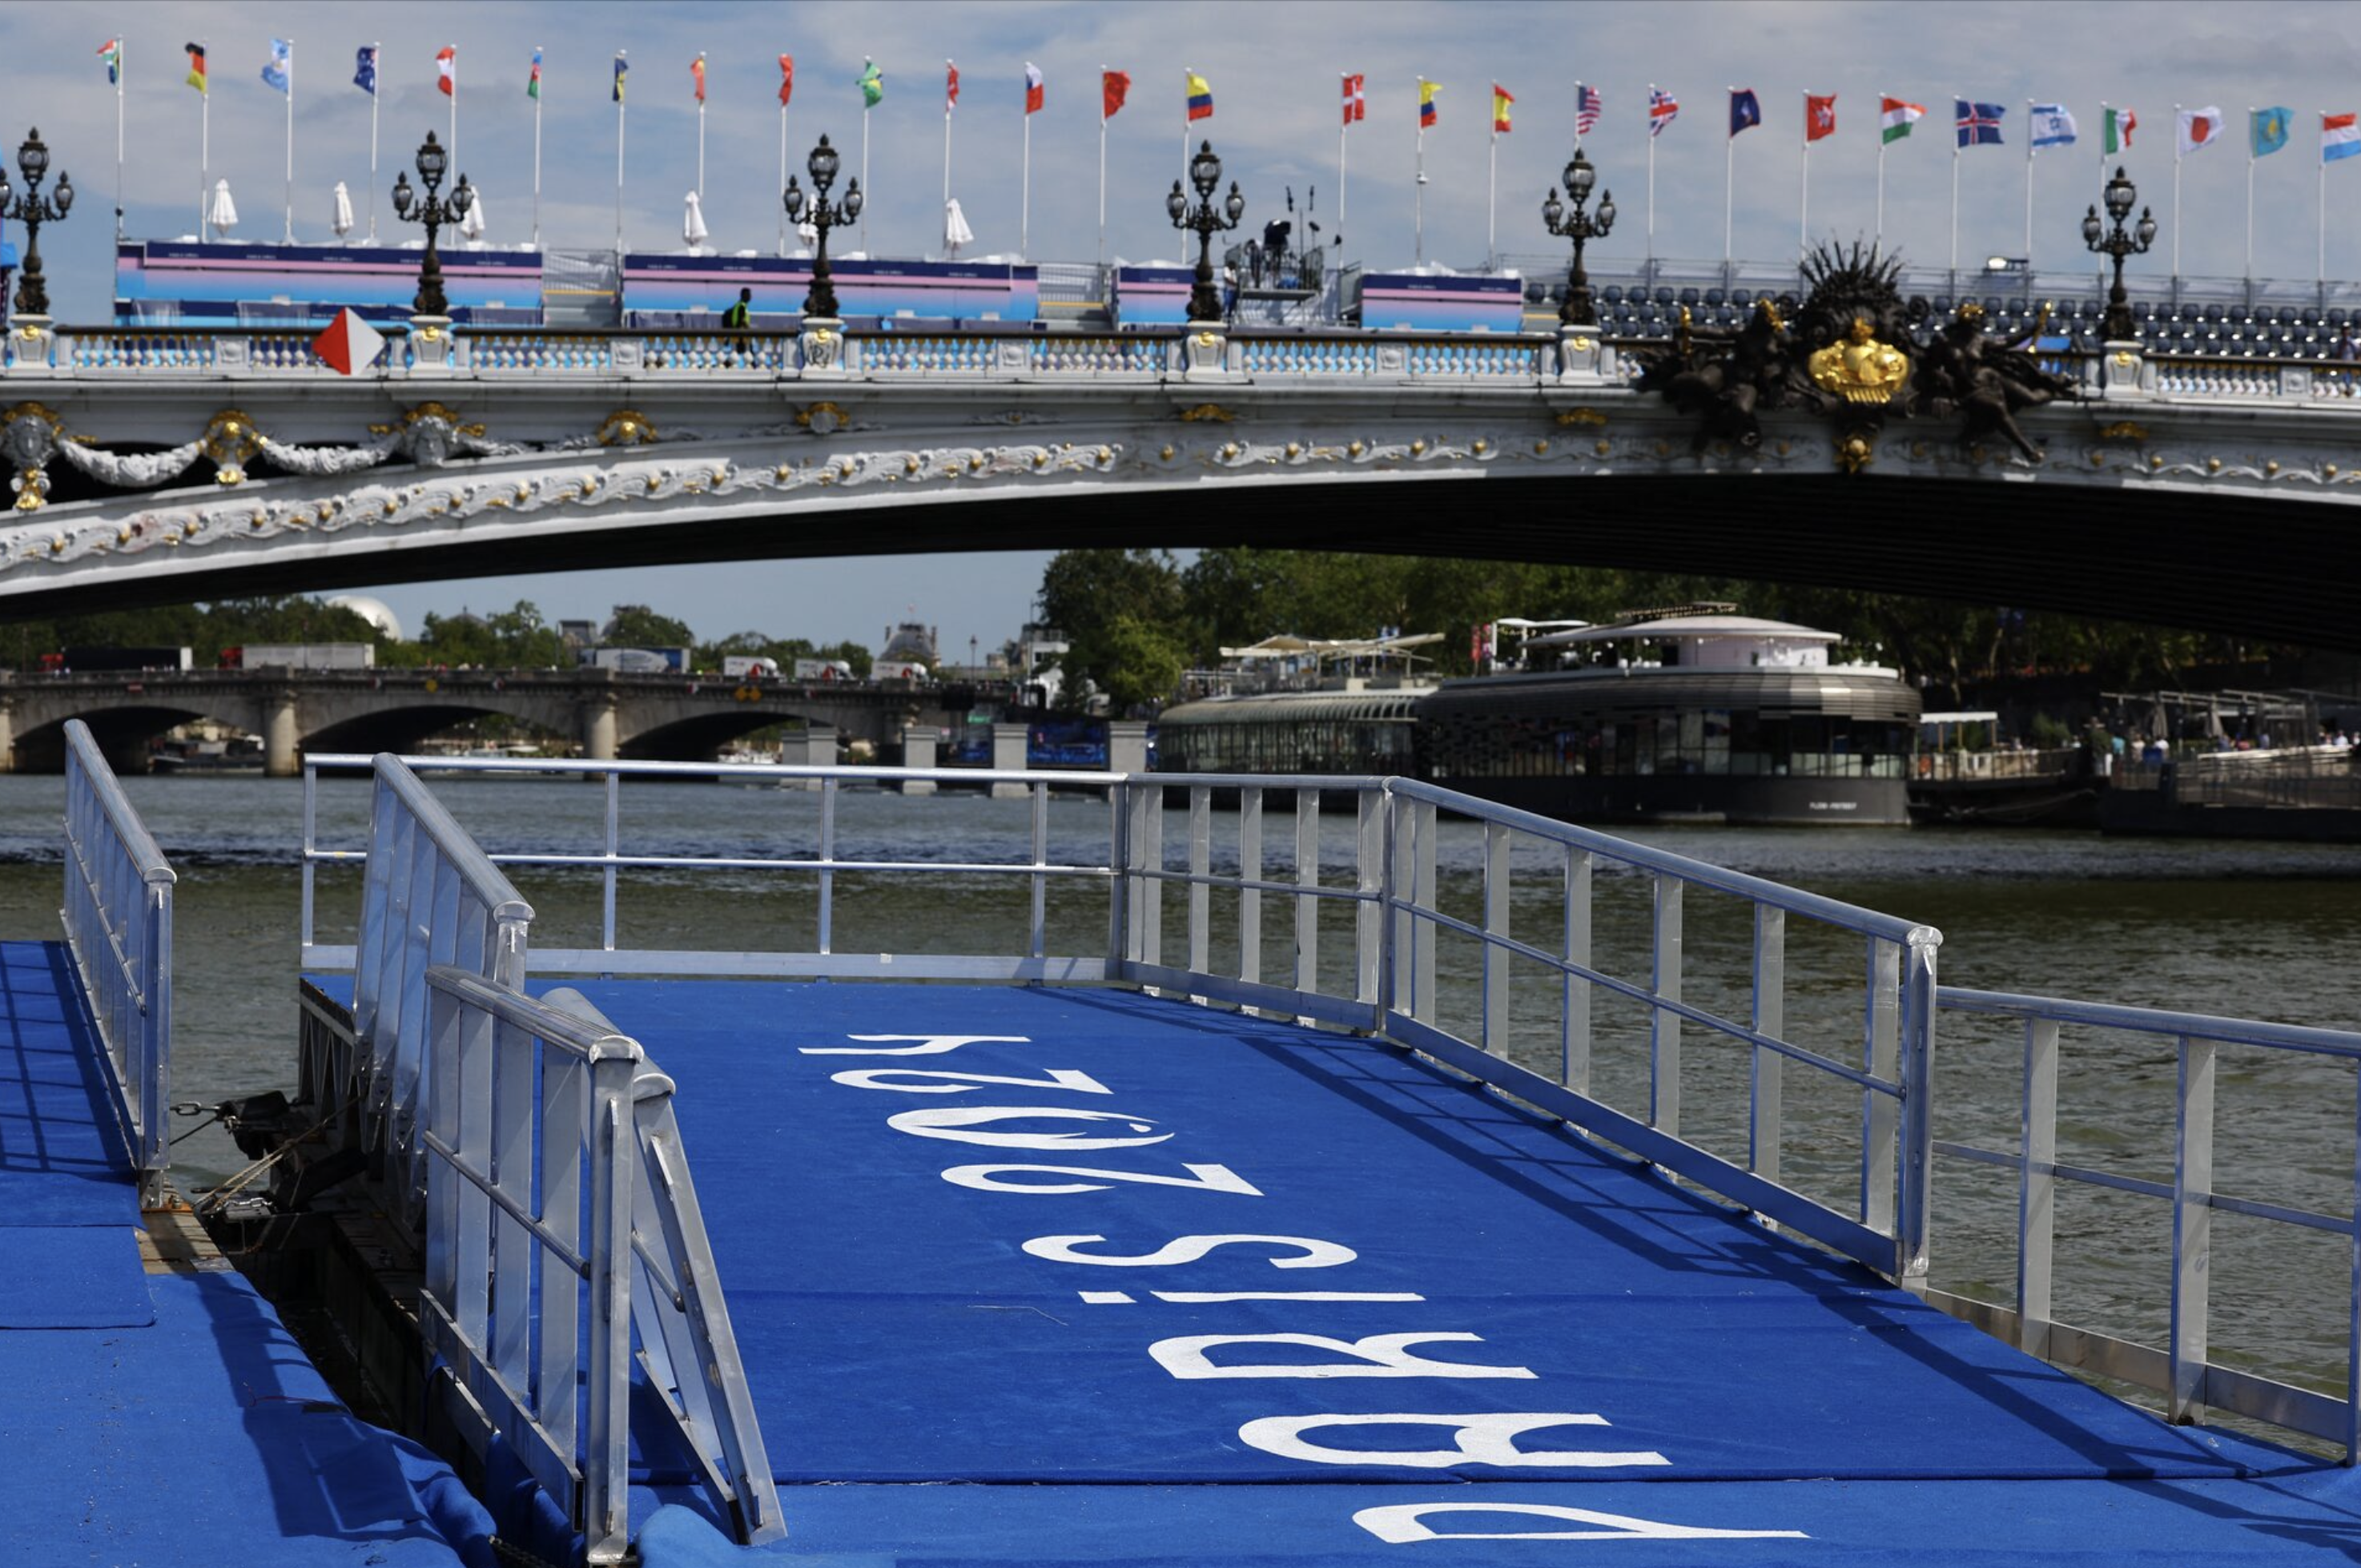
xmin=0 ymin=595 xmax=384 ymax=669
xmin=406 ymin=601 xmax=567 ymax=669
xmin=604 ymin=604 xmax=695 ymax=649
xmin=1038 ymin=549 xmax=1191 ymax=710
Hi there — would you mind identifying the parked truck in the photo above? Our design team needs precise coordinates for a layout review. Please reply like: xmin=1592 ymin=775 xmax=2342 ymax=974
xmin=792 ymin=658 xmax=855 ymax=682
xmin=873 ymin=660 xmax=930 ymax=683
xmin=50 ymin=646 xmax=195 ymax=673
xmin=581 ymin=646 xmax=692 ymax=674
xmin=221 ymin=642 xmax=376 ymax=670
xmin=722 ymin=655 xmax=782 ymax=678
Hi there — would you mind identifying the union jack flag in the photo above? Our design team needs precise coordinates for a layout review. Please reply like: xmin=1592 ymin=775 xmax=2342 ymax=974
xmin=1648 ymin=85 xmax=1678 ymax=138
xmin=1576 ymin=84 xmax=1603 ymax=136
xmin=1956 ymin=99 xmax=2005 ymax=148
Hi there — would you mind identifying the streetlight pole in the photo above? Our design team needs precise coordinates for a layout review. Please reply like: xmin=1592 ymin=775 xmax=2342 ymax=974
xmin=2082 ymin=164 xmax=2156 ymax=344
xmin=782 ymin=133 xmax=863 ymax=320
xmin=389 ymin=129 xmax=473 ymax=319
xmin=1167 ymin=139 xmax=1243 ymax=324
xmin=1542 ymin=147 xmax=1615 ymax=328
xmin=0 ymin=129 xmax=75 ymax=320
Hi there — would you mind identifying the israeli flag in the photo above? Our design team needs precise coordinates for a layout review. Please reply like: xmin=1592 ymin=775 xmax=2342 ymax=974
xmin=2029 ymin=103 xmax=2077 ymax=149
xmin=261 ymin=38 xmax=292 ymax=95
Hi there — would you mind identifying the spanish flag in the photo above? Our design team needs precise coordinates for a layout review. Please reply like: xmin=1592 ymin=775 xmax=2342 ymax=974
xmin=1491 ymin=84 xmax=1514 ymax=135
xmin=1185 ymin=69 xmax=1213 ymax=123
xmin=1418 ymin=78 xmax=1439 ymax=129
xmin=184 ymin=41 xmax=207 ymax=94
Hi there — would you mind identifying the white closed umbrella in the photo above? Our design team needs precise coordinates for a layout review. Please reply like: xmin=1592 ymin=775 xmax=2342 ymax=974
xmin=207 ymin=179 xmax=239 ymax=238
xmin=944 ymin=198 xmax=974 ymax=256
xmin=331 ymin=183 xmax=355 ymax=239
xmin=460 ymin=189 xmax=486 ymax=241
xmin=795 ymin=219 xmax=819 ymax=251
xmin=683 ymin=191 xmax=710 ymax=250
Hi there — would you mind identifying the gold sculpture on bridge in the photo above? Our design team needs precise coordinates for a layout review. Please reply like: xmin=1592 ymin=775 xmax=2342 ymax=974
xmin=1808 ymin=318 xmax=1911 ymax=406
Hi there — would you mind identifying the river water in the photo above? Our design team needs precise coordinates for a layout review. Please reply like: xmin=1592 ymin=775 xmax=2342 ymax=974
xmin=4 ymin=770 xmax=2359 ymax=1428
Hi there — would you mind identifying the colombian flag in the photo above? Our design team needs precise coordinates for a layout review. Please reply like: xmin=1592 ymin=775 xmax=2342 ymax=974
xmin=1419 ymin=78 xmax=1438 ymax=129
xmin=1185 ymin=69 xmax=1213 ymax=123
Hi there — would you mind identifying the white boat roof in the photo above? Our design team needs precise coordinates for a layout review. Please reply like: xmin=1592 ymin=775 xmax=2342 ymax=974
xmin=1526 ymin=615 xmax=1842 ymax=649
xmin=1921 ymin=711 xmax=2001 ymax=724
xmin=1493 ymin=617 xmax=1591 ymax=632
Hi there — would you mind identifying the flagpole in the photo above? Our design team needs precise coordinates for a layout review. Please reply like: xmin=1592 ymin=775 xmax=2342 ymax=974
xmin=1486 ymin=116 xmax=1497 ymax=267
xmin=451 ymin=50 xmax=458 ymax=167
xmin=778 ymin=90 xmax=789 ymax=257
xmin=200 ymin=41 xmax=210 ymax=241
xmin=2172 ymin=103 xmax=2182 ymax=281
xmin=616 ymin=52 xmax=626 ymax=258
xmin=1876 ymin=90 xmax=1886 ymax=247
xmin=1099 ymin=73 xmax=1108 ymax=267
xmin=1646 ymin=83 xmax=1657 ymax=264
xmin=861 ymin=99 xmax=871 ymax=254
xmin=1950 ymin=92 xmax=1961 ymax=279
xmin=1338 ymin=76 xmax=1349 ymax=258
xmin=1724 ymin=86 xmax=1735 ymax=267
xmin=368 ymin=44 xmax=380 ymax=241
xmin=533 ymin=49 xmax=543 ymax=250
xmin=115 ymin=37 xmax=125 ymax=242
xmin=2024 ymin=100 xmax=2035 ymax=267
xmin=943 ymin=60 xmax=953 ymax=229
xmin=2098 ymin=101 xmax=2109 ymax=298
xmin=1415 ymin=79 xmax=1426 ymax=266
xmin=2322 ymin=110 xmax=2330 ymax=287
xmin=1799 ymin=90 xmax=1808 ymax=259
xmin=1023 ymin=88 xmax=1034 ymax=259
xmin=698 ymin=62 xmax=707 ymax=200
xmin=2245 ymin=106 xmax=2255 ymax=283
xmin=284 ymin=38 xmax=295 ymax=244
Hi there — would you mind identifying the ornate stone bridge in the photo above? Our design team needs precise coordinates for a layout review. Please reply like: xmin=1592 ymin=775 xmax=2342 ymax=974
xmin=0 ymin=310 xmax=2355 ymax=649
xmin=0 ymin=665 xmax=971 ymax=774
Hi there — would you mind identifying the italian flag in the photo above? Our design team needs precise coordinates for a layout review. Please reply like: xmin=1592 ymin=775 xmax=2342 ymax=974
xmin=1880 ymin=97 xmax=1925 ymax=144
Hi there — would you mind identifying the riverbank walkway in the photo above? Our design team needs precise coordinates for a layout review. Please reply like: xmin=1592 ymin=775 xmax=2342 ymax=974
xmin=436 ymin=975 xmax=2361 ymax=1565
xmin=0 ymin=936 xmax=493 ymax=1565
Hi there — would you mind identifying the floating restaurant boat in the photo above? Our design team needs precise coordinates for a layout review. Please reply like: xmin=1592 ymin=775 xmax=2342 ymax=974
xmin=19 ymin=721 xmax=2361 ymax=1565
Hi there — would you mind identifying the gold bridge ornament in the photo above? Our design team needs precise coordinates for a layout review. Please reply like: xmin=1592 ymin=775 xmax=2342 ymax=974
xmin=1808 ymin=319 xmax=1910 ymax=406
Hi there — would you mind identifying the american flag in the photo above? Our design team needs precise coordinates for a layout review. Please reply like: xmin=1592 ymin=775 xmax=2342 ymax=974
xmin=1576 ymin=84 xmax=1603 ymax=136
xmin=1648 ymin=85 xmax=1678 ymax=137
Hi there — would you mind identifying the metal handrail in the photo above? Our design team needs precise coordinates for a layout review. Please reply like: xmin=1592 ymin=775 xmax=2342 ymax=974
xmin=419 ymin=967 xmax=782 ymax=1562
xmin=60 ymin=718 xmax=175 ymax=1206
xmin=1929 ymin=984 xmax=2361 ymax=1461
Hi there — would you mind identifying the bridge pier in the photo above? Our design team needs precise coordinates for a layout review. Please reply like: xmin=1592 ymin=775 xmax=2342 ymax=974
xmin=991 ymin=724 xmax=1029 ymax=798
xmin=579 ymin=694 xmax=618 ymax=762
xmin=263 ymin=690 xmax=301 ymax=778
xmin=899 ymin=726 xmax=939 ymax=795
xmin=778 ymin=723 xmax=835 ymax=789
xmin=0 ymin=697 xmax=12 ymax=773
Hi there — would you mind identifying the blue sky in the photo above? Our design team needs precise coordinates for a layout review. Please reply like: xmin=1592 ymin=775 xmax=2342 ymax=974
xmin=6 ymin=0 xmax=2360 ymax=654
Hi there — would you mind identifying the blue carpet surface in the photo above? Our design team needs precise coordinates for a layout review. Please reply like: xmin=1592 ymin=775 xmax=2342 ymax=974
xmin=0 ymin=940 xmax=141 ymax=1227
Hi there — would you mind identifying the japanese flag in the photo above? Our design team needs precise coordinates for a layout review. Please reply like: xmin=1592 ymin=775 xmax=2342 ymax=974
xmin=312 ymin=308 xmax=387 ymax=376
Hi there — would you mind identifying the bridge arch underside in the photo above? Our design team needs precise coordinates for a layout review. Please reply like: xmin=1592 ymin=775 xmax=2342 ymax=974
xmin=12 ymin=704 xmax=216 ymax=774
xmin=304 ymin=704 xmax=569 ymax=759
xmin=617 ymin=710 xmax=819 ymax=762
xmin=8 ymin=470 xmax=2353 ymax=653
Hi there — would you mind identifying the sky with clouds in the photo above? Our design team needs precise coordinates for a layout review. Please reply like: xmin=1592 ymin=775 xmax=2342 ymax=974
xmin=4 ymin=0 xmax=2359 ymax=653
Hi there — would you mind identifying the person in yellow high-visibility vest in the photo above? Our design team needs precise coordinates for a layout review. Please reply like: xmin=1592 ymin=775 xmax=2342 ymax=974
xmin=722 ymin=287 xmax=753 ymax=329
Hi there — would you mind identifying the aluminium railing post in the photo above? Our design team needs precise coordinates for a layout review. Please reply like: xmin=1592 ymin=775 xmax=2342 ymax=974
xmin=1386 ymin=789 xmax=1414 ymax=1018
xmin=583 ymin=1049 xmax=638 ymax=1564
xmin=1105 ymin=782 xmax=1128 ymax=975
xmin=1141 ymin=783 xmax=1164 ymax=972
xmin=601 ymin=770 xmax=621 ymax=956
xmin=1238 ymin=786 xmax=1264 ymax=995
xmin=1749 ymin=905 xmax=1785 ymax=1184
xmin=1895 ymin=931 xmax=1938 ymax=1290
xmin=1563 ymin=844 xmax=1592 ymax=1096
xmin=2018 ymin=1014 xmax=2060 ymax=1358
xmin=1482 ymin=821 xmax=1511 ymax=1054
xmin=2170 ymin=1031 xmax=2217 ymax=1425
xmin=1294 ymin=790 xmax=1321 ymax=1010
xmin=537 ymin=1021 xmax=585 ymax=1476
xmin=1354 ymin=788 xmax=1383 ymax=1011
xmin=1650 ymin=873 xmax=1683 ymax=1136
xmin=1188 ymin=786 xmax=1212 ymax=991
xmin=300 ymin=761 xmax=319 ymax=962
xmin=1413 ymin=798 xmax=1437 ymax=1026
xmin=1029 ymin=782 xmax=1048 ymax=959
xmin=2347 ymin=1063 xmax=2361 ymax=1464
xmin=1862 ymin=936 xmax=1903 ymax=1243
xmin=139 ymin=873 xmax=172 ymax=1207
xmin=818 ymin=778 xmax=837 ymax=956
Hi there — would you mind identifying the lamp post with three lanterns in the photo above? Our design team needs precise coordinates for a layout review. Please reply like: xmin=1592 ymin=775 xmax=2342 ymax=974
xmin=1542 ymin=148 xmax=1614 ymax=329
xmin=0 ymin=129 xmax=74 ymax=320
xmin=1168 ymin=140 xmax=1245 ymax=324
xmin=782 ymin=135 xmax=863 ymax=320
xmin=2083 ymin=166 xmax=2157 ymax=344
xmin=389 ymin=130 xmax=473 ymax=320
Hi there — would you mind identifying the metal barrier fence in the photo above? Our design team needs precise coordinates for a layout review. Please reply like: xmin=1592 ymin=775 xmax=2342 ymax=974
xmin=1928 ymin=989 xmax=2361 ymax=1460
xmin=420 ymin=969 xmax=782 ymax=1563
xmin=59 ymin=718 xmax=175 ymax=1206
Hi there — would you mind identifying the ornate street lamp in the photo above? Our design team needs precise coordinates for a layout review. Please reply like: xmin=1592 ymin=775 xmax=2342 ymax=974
xmin=782 ymin=134 xmax=863 ymax=320
xmin=0 ymin=129 xmax=74 ymax=319
xmin=1541 ymin=149 xmax=1615 ymax=328
xmin=389 ymin=130 xmax=473 ymax=318
xmin=2082 ymin=166 xmax=2156 ymax=343
xmin=1168 ymin=140 xmax=1245 ymax=324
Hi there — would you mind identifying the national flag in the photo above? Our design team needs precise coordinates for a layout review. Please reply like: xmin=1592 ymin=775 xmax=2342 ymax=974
xmin=1342 ymin=73 xmax=1365 ymax=127
xmin=1418 ymin=78 xmax=1439 ymax=129
xmin=436 ymin=46 xmax=455 ymax=97
xmin=1729 ymin=87 xmax=1760 ymax=137
xmin=2326 ymin=112 xmax=2361 ymax=165
xmin=859 ymin=58 xmax=884 ymax=108
xmin=261 ymin=38 xmax=291 ymax=94
xmin=1649 ymin=86 xmax=1678 ymax=137
xmin=946 ymin=61 xmax=959 ymax=112
xmin=2178 ymin=105 xmax=2224 ymax=155
xmin=311 ymin=308 xmax=387 ymax=376
xmin=2104 ymin=106 xmax=2137 ymax=153
xmin=1186 ymin=70 xmax=1213 ymax=123
xmin=612 ymin=54 xmax=627 ymax=103
xmin=1104 ymin=69 xmax=1130 ymax=120
xmin=2029 ymin=103 xmax=2077 ymax=148
xmin=1805 ymin=93 xmax=1836 ymax=143
xmin=1956 ymin=99 xmax=2004 ymax=147
xmin=1880 ymin=97 xmax=1925 ymax=143
xmin=355 ymin=45 xmax=378 ymax=96
xmin=1576 ymin=84 xmax=1602 ymax=136
xmin=1025 ymin=62 xmax=1044 ymax=115
xmin=778 ymin=54 xmax=794 ymax=107
xmin=1491 ymin=84 xmax=1514 ymax=135
xmin=527 ymin=47 xmax=541 ymax=101
xmin=691 ymin=54 xmax=706 ymax=105
xmin=2251 ymin=106 xmax=2291 ymax=158
xmin=184 ymin=42 xmax=207 ymax=94
xmin=98 ymin=38 xmax=120 ymax=86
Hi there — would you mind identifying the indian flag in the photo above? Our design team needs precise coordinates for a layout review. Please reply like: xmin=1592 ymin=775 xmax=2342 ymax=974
xmin=1880 ymin=97 xmax=1925 ymax=144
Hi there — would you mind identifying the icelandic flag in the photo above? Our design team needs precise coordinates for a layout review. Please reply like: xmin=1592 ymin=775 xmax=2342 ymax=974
xmin=2251 ymin=107 xmax=2291 ymax=158
xmin=1649 ymin=85 xmax=1678 ymax=137
xmin=261 ymin=38 xmax=291 ymax=94
xmin=1957 ymin=100 xmax=2005 ymax=147
xmin=311 ymin=308 xmax=386 ymax=376
xmin=2029 ymin=103 xmax=2076 ymax=148
xmin=2326 ymin=112 xmax=2361 ymax=164
xmin=354 ymin=45 xmax=378 ymax=96
xmin=1025 ymin=62 xmax=1044 ymax=115
xmin=1729 ymin=87 xmax=1760 ymax=137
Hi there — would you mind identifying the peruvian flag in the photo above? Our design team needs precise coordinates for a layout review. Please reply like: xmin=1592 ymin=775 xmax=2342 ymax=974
xmin=1024 ymin=62 xmax=1044 ymax=115
xmin=312 ymin=308 xmax=386 ymax=376
xmin=436 ymin=46 xmax=455 ymax=96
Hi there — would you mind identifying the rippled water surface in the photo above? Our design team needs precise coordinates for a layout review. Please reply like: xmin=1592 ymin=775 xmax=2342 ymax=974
xmin=6 ymin=770 xmax=2359 ymax=1417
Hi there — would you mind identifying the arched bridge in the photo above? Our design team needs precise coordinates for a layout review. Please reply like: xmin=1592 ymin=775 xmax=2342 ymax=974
xmin=0 ymin=316 xmax=2356 ymax=648
xmin=0 ymin=666 xmax=968 ymax=774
